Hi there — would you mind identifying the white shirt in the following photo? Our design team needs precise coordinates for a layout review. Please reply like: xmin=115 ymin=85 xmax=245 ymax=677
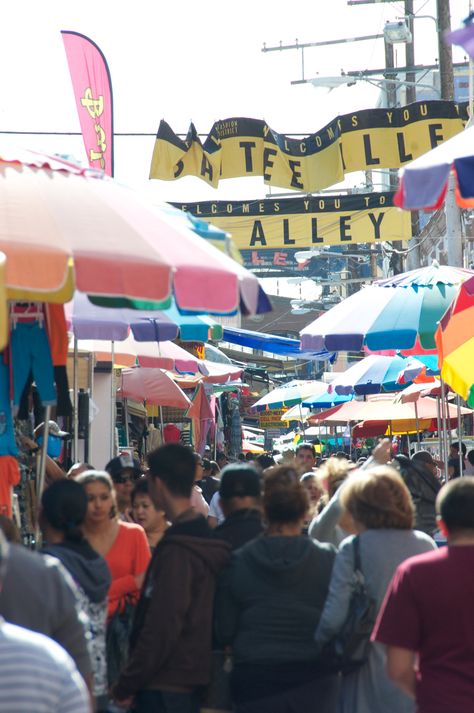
xmin=208 ymin=492 xmax=225 ymax=524
xmin=0 ymin=619 xmax=90 ymax=712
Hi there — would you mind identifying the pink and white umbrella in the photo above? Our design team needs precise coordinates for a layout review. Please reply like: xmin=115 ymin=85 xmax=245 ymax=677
xmin=119 ymin=368 xmax=191 ymax=409
xmin=0 ymin=146 xmax=271 ymax=315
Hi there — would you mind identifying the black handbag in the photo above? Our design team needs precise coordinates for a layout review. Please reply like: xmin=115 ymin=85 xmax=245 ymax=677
xmin=106 ymin=596 xmax=136 ymax=688
xmin=323 ymin=536 xmax=377 ymax=674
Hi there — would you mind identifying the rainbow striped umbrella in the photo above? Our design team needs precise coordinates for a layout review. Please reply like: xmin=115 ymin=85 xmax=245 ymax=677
xmin=436 ymin=275 xmax=474 ymax=407
xmin=301 ymin=262 xmax=474 ymax=354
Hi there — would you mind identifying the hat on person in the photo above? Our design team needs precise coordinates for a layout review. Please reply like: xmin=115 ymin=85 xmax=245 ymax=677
xmin=34 ymin=421 xmax=70 ymax=440
xmin=106 ymin=454 xmax=142 ymax=480
xmin=411 ymin=450 xmax=443 ymax=469
xmin=219 ymin=464 xmax=261 ymax=500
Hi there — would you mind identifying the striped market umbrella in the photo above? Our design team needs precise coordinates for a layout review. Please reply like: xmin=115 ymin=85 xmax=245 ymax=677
xmin=300 ymin=262 xmax=474 ymax=354
xmin=435 ymin=274 xmax=474 ymax=407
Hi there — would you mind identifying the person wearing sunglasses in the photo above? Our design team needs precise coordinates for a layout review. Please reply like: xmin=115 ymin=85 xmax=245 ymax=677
xmin=106 ymin=455 xmax=142 ymax=521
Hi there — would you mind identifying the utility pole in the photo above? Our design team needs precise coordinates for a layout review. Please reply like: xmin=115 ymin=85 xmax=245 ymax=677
xmin=437 ymin=0 xmax=454 ymax=100
xmin=405 ymin=0 xmax=417 ymax=104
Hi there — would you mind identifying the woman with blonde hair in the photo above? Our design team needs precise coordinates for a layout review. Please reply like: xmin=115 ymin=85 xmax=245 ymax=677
xmin=308 ymin=456 xmax=356 ymax=547
xmin=315 ymin=466 xmax=436 ymax=713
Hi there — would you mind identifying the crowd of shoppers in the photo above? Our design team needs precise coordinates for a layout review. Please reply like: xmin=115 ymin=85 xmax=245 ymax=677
xmin=0 ymin=438 xmax=473 ymax=713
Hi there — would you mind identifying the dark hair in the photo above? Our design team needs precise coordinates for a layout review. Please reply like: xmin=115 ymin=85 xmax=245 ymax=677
xmin=468 ymin=450 xmax=474 ymax=467
xmin=341 ymin=466 xmax=414 ymax=530
xmin=131 ymin=477 xmax=150 ymax=503
xmin=295 ymin=442 xmax=316 ymax=457
xmin=210 ymin=460 xmax=220 ymax=476
xmin=147 ymin=444 xmax=195 ymax=497
xmin=256 ymin=453 xmax=275 ymax=470
xmin=202 ymin=458 xmax=211 ymax=471
xmin=451 ymin=441 xmax=467 ymax=456
xmin=41 ymin=479 xmax=87 ymax=543
xmin=263 ymin=466 xmax=309 ymax=524
xmin=437 ymin=476 xmax=474 ymax=532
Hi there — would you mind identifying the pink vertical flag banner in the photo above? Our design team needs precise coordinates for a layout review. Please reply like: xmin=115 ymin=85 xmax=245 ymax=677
xmin=61 ymin=31 xmax=114 ymax=176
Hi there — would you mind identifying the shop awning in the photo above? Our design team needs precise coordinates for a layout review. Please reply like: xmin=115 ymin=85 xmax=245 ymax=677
xmin=222 ymin=327 xmax=334 ymax=360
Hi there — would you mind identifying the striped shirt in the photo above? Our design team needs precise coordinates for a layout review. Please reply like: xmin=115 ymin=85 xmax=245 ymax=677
xmin=0 ymin=620 xmax=90 ymax=712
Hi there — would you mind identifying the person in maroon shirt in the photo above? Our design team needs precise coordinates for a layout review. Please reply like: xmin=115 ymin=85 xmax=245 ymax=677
xmin=372 ymin=476 xmax=474 ymax=713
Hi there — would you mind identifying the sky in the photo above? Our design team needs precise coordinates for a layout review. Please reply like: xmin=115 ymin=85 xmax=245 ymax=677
xmin=0 ymin=0 xmax=471 ymax=298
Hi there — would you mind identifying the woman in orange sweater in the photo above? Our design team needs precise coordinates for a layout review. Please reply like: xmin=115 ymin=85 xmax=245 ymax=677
xmin=76 ymin=471 xmax=150 ymax=618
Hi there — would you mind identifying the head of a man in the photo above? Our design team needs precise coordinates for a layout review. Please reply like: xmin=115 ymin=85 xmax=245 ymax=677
xmin=295 ymin=443 xmax=316 ymax=474
xmin=147 ymin=444 xmax=196 ymax=520
xmin=216 ymin=451 xmax=228 ymax=469
xmin=437 ymin=476 xmax=474 ymax=541
xmin=449 ymin=441 xmax=467 ymax=459
xmin=218 ymin=463 xmax=262 ymax=518
xmin=105 ymin=455 xmax=142 ymax=513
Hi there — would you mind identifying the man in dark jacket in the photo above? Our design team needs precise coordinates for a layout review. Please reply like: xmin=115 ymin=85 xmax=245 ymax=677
xmin=394 ymin=452 xmax=442 ymax=536
xmin=112 ymin=444 xmax=231 ymax=713
xmin=213 ymin=463 xmax=264 ymax=550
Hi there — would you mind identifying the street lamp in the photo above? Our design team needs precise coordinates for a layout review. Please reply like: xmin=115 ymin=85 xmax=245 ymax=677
xmin=383 ymin=20 xmax=412 ymax=45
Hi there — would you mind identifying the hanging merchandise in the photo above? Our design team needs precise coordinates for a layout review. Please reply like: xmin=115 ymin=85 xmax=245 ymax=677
xmin=0 ymin=361 xmax=18 ymax=457
xmin=45 ymin=304 xmax=73 ymax=417
xmin=163 ymin=423 xmax=182 ymax=443
xmin=9 ymin=304 xmax=56 ymax=411
xmin=0 ymin=456 xmax=21 ymax=517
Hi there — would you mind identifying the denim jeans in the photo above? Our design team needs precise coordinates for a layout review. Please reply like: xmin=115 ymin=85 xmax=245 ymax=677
xmin=134 ymin=690 xmax=201 ymax=713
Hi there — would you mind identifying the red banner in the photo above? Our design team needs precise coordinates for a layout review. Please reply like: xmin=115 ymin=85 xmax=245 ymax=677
xmin=61 ymin=31 xmax=114 ymax=176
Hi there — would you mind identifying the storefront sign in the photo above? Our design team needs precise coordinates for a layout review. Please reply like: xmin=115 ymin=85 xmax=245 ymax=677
xmin=258 ymin=408 xmax=289 ymax=428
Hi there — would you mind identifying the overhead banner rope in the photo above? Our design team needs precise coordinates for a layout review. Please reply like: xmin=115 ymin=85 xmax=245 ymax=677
xmin=151 ymin=101 xmax=468 ymax=192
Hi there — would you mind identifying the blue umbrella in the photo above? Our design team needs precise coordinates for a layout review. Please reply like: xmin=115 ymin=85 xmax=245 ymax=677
xmin=303 ymin=391 xmax=353 ymax=408
xmin=327 ymin=354 xmax=418 ymax=396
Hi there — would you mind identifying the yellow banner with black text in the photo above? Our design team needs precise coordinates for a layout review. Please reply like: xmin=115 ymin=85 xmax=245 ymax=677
xmin=171 ymin=192 xmax=411 ymax=250
xmin=151 ymin=101 xmax=468 ymax=192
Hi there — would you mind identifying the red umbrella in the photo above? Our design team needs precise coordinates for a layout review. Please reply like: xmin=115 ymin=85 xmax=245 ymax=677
xmin=119 ymin=368 xmax=191 ymax=409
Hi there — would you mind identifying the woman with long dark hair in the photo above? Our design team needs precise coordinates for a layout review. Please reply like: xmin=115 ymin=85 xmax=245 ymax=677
xmin=40 ymin=478 xmax=111 ymax=712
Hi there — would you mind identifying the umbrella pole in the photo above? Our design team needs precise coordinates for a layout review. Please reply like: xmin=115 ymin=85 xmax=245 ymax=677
xmin=436 ymin=396 xmax=443 ymax=468
xmin=73 ymin=337 xmax=79 ymax=463
xmin=348 ymin=422 xmax=352 ymax=460
xmin=456 ymin=395 xmax=464 ymax=477
xmin=299 ymin=403 xmax=306 ymax=440
xmin=110 ymin=340 xmax=115 ymax=460
xmin=35 ymin=406 xmax=51 ymax=549
xmin=440 ymin=378 xmax=449 ymax=481
xmin=414 ymin=401 xmax=420 ymax=452
xmin=159 ymin=405 xmax=165 ymax=441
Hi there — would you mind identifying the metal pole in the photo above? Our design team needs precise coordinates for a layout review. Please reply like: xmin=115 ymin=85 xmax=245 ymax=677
xmin=414 ymin=400 xmax=421 ymax=451
xmin=88 ymin=352 xmax=94 ymax=463
xmin=159 ymin=405 xmax=165 ymax=441
xmin=436 ymin=396 xmax=443 ymax=467
xmin=110 ymin=341 xmax=115 ymax=460
xmin=440 ymin=378 xmax=449 ymax=480
xmin=73 ymin=337 xmax=79 ymax=462
xmin=456 ymin=395 xmax=464 ymax=476
xmin=446 ymin=174 xmax=463 ymax=267
xmin=35 ymin=405 xmax=51 ymax=549
xmin=299 ymin=403 xmax=306 ymax=440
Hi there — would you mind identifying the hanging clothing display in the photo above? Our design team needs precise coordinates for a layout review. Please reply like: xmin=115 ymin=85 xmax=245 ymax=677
xmin=0 ymin=456 xmax=20 ymax=517
xmin=0 ymin=362 xmax=18 ymax=457
xmin=46 ymin=304 xmax=73 ymax=417
xmin=10 ymin=305 xmax=56 ymax=409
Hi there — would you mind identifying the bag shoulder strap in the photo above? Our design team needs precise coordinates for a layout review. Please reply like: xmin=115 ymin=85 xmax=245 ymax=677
xmin=352 ymin=535 xmax=362 ymax=573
